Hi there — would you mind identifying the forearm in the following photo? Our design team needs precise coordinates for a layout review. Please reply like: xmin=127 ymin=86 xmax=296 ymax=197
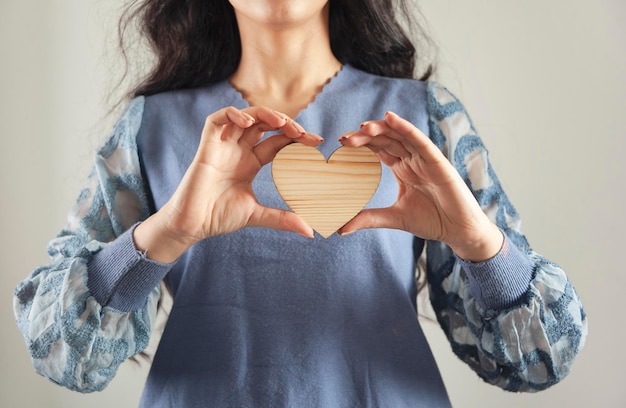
xmin=445 ymin=216 xmax=504 ymax=263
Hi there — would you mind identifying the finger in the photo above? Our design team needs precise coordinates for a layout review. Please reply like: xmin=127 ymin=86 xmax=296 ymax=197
xmin=274 ymin=114 xmax=324 ymax=144
xmin=241 ymin=124 xmax=322 ymax=150
xmin=242 ymin=106 xmax=288 ymax=129
xmin=238 ymin=108 xmax=321 ymax=147
xmin=339 ymin=131 xmax=410 ymax=159
xmin=235 ymin=107 xmax=290 ymax=147
xmin=338 ymin=207 xmax=404 ymax=236
xmin=207 ymin=106 xmax=256 ymax=130
xmin=382 ymin=111 xmax=444 ymax=163
xmin=258 ymin=108 xmax=306 ymax=137
xmin=338 ymin=131 xmax=374 ymax=146
xmin=200 ymin=107 xmax=256 ymax=144
xmin=248 ymin=205 xmax=314 ymax=238
xmin=358 ymin=120 xmax=420 ymax=156
xmin=219 ymin=106 xmax=287 ymax=146
xmin=254 ymin=133 xmax=323 ymax=166
xmin=280 ymin=116 xmax=307 ymax=139
xmin=238 ymin=121 xmax=285 ymax=148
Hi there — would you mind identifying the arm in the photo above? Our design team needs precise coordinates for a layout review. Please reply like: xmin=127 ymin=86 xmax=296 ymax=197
xmin=338 ymin=81 xmax=587 ymax=391
xmin=424 ymin=82 xmax=587 ymax=391
xmin=13 ymin=97 xmax=171 ymax=392
xmin=14 ymin=101 xmax=325 ymax=391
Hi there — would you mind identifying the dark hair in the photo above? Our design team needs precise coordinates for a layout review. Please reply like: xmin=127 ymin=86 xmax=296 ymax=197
xmin=120 ymin=0 xmax=435 ymax=98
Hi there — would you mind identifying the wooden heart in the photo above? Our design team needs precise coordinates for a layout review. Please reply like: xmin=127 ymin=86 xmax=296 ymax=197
xmin=272 ymin=144 xmax=381 ymax=238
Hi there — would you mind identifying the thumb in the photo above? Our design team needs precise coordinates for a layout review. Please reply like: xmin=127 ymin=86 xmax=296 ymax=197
xmin=339 ymin=207 xmax=402 ymax=236
xmin=249 ymin=205 xmax=315 ymax=238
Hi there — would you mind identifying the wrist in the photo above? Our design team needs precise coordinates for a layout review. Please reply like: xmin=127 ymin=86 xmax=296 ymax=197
xmin=447 ymin=223 xmax=504 ymax=263
xmin=133 ymin=213 xmax=195 ymax=263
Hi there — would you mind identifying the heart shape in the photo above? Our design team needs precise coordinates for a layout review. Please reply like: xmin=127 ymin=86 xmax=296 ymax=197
xmin=272 ymin=144 xmax=382 ymax=238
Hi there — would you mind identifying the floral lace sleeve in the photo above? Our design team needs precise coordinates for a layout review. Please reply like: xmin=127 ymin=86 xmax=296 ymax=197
xmin=13 ymin=97 xmax=169 ymax=392
xmin=425 ymin=82 xmax=587 ymax=391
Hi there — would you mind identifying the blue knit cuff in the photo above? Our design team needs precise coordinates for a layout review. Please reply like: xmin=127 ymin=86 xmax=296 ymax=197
xmin=87 ymin=223 xmax=173 ymax=312
xmin=456 ymin=232 xmax=534 ymax=311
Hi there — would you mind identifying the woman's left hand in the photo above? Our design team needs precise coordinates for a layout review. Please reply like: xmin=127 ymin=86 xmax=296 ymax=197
xmin=338 ymin=111 xmax=503 ymax=262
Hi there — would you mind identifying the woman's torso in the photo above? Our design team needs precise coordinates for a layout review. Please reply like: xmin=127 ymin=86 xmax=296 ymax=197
xmin=135 ymin=66 xmax=451 ymax=407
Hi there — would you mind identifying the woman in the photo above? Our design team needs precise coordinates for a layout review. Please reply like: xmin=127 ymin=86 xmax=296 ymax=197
xmin=14 ymin=1 xmax=587 ymax=406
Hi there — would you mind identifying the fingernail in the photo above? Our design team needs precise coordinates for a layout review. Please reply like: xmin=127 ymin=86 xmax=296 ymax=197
xmin=360 ymin=121 xmax=370 ymax=128
xmin=243 ymin=112 xmax=255 ymax=122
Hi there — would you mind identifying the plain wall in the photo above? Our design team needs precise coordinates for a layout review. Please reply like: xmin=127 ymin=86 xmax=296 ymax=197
xmin=1 ymin=1 xmax=624 ymax=407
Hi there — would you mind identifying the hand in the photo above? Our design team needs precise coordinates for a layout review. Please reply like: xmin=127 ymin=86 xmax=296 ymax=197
xmin=338 ymin=111 xmax=502 ymax=262
xmin=134 ymin=106 xmax=323 ymax=263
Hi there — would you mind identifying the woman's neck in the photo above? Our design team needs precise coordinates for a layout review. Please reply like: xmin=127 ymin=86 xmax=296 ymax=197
xmin=229 ymin=6 xmax=342 ymax=118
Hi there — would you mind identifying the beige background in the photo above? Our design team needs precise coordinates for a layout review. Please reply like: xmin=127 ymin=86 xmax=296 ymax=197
xmin=1 ymin=1 xmax=624 ymax=407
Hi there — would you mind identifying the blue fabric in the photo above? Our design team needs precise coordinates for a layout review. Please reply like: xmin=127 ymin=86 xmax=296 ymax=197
xmin=456 ymin=231 xmax=535 ymax=310
xmin=136 ymin=66 xmax=451 ymax=407
xmin=87 ymin=223 xmax=171 ymax=311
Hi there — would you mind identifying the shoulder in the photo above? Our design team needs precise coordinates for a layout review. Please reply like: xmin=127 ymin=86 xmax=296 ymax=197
xmin=142 ymin=81 xmax=236 ymax=118
xmin=421 ymin=82 xmax=477 ymax=153
xmin=341 ymin=66 xmax=431 ymax=131
xmin=98 ymin=96 xmax=146 ymax=158
xmin=345 ymin=66 xmax=428 ymax=100
xmin=425 ymin=82 xmax=468 ymax=121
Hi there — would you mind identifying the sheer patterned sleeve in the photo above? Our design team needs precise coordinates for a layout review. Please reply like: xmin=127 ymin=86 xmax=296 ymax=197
xmin=13 ymin=97 xmax=171 ymax=392
xmin=424 ymin=82 xmax=587 ymax=391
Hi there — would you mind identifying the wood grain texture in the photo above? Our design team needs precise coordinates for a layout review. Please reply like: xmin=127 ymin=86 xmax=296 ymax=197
xmin=272 ymin=144 xmax=382 ymax=238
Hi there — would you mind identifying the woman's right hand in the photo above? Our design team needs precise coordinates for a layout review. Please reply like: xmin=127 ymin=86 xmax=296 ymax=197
xmin=133 ymin=106 xmax=323 ymax=263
